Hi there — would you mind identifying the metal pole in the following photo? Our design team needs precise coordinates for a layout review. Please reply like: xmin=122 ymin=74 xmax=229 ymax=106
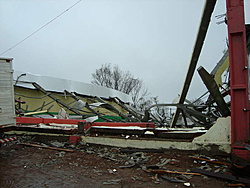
xmin=171 ymin=0 xmax=217 ymax=127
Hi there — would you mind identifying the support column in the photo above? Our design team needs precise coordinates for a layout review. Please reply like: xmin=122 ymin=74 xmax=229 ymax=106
xmin=226 ymin=0 xmax=250 ymax=161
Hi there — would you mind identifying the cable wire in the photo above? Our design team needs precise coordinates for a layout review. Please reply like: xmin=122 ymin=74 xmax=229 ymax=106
xmin=0 ymin=0 xmax=82 ymax=56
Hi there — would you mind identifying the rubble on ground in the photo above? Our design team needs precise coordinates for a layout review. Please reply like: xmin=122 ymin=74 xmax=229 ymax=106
xmin=1 ymin=134 xmax=249 ymax=187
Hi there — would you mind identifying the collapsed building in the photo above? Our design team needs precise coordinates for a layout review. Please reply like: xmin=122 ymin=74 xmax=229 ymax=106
xmin=0 ymin=1 xmax=250 ymax=165
xmin=0 ymin=49 xmax=235 ymax=156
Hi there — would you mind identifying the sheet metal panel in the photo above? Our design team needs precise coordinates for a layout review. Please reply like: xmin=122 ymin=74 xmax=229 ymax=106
xmin=14 ymin=70 xmax=133 ymax=103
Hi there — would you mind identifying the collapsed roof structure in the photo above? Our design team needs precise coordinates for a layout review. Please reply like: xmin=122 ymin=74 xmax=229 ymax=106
xmin=0 ymin=0 xmax=250 ymax=163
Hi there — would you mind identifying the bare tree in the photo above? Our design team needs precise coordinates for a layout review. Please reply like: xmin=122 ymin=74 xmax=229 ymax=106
xmin=91 ymin=63 xmax=149 ymax=107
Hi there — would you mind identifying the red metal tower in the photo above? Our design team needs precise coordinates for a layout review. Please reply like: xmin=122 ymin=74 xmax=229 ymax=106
xmin=226 ymin=0 xmax=250 ymax=161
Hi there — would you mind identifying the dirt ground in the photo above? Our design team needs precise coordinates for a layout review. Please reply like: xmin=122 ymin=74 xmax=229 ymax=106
xmin=0 ymin=135 xmax=248 ymax=188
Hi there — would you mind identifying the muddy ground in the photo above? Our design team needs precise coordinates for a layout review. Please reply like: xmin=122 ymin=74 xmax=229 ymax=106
xmin=0 ymin=135 xmax=248 ymax=188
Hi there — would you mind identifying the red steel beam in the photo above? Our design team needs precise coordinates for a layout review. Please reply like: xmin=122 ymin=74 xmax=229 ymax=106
xmin=16 ymin=117 xmax=155 ymax=132
xmin=226 ymin=0 xmax=250 ymax=161
xmin=16 ymin=117 xmax=86 ymax=125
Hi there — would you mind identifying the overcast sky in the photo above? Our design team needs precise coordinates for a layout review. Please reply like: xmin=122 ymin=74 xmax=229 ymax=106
xmin=1 ymin=0 xmax=249 ymax=102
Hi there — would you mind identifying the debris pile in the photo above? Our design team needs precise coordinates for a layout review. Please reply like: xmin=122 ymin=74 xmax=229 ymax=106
xmin=1 ymin=135 xmax=248 ymax=187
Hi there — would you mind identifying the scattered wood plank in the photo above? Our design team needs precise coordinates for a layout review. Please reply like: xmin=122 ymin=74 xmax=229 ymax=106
xmin=20 ymin=143 xmax=74 ymax=152
xmin=190 ymin=156 xmax=232 ymax=166
xmin=191 ymin=168 xmax=250 ymax=184
xmin=227 ymin=183 xmax=246 ymax=187
xmin=147 ymin=169 xmax=201 ymax=176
